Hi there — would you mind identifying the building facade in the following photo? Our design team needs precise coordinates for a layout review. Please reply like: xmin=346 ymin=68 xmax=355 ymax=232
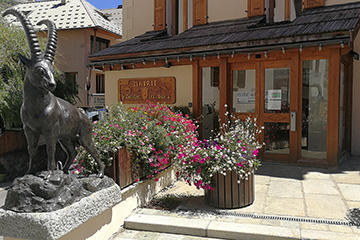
xmin=89 ymin=0 xmax=360 ymax=167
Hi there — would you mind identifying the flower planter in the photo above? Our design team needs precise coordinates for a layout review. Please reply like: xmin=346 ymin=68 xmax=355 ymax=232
xmin=105 ymin=147 xmax=136 ymax=189
xmin=105 ymin=147 xmax=172 ymax=189
xmin=205 ymin=171 xmax=254 ymax=209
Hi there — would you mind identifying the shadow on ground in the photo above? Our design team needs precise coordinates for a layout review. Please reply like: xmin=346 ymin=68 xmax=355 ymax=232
xmin=255 ymin=157 xmax=360 ymax=180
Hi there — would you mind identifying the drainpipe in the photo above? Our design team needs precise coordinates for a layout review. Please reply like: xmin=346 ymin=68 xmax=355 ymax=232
xmin=87 ymin=28 xmax=98 ymax=107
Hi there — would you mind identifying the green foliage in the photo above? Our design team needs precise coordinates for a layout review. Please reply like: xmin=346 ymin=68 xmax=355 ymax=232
xmin=0 ymin=15 xmax=78 ymax=128
xmin=0 ymin=16 xmax=29 ymax=128
xmin=0 ymin=0 xmax=18 ymax=11
xmin=0 ymin=161 xmax=6 ymax=173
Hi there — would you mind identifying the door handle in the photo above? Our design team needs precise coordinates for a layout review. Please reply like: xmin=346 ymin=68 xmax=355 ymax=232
xmin=291 ymin=112 xmax=296 ymax=132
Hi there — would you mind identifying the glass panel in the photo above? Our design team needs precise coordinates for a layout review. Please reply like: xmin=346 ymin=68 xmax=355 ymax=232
xmin=264 ymin=122 xmax=290 ymax=154
xmin=302 ymin=59 xmax=328 ymax=159
xmin=264 ymin=68 xmax=290 ymax=113
xmin=202 ymin=67 xmax=219 ymax=139
xmin=232 ymin=69 xmax=256 ymax=113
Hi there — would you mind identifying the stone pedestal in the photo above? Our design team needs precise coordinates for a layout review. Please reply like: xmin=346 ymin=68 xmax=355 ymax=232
xmin=0 ymin=173 xmax=122 ymax=240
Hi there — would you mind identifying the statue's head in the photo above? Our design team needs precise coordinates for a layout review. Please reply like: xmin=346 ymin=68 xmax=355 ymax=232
xmin=2 ymin=9 xmax=57 ymax=92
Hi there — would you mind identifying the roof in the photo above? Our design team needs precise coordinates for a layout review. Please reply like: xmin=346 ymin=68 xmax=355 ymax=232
xmin=101 ymin=6 xmax=122 ymax=29
xmin=4 ymin=0 xmax=122 ymax=37
xmin=90 ymin=1 xmax=360 ymax=61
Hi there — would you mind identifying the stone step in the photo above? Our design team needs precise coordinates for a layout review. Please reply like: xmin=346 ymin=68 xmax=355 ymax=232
xmin=123 ymin=209 xmax=301 ymax=240
xmin=113 ymin=229 xmax=222 ymax=240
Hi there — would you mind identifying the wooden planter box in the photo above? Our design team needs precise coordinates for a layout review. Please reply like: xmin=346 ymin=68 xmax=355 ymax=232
xmin=105 ymin=147 xmax=135 ymax=189
xmin=105 ymin=147 xmax=171 ymax=189
xmin=205 ymin=171 xmax=254 ymax=209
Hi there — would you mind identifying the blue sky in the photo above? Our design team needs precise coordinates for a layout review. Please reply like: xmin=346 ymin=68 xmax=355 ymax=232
xmin=87 ymin=0 xmax=123 ymax=9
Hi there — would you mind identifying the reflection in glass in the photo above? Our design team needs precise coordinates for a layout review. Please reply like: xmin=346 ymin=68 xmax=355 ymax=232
xmin=264 ymin=68 xmax=290 ymax=113
xmin=264 ymin=122 xmax=290 ymax=154
xmin=232 ymin=69 xmax=256 ymax=113
xmin=202 ymin=67 xmax=219 ymax=140
xmin=302 ymin=59 xmax=328 ymax=159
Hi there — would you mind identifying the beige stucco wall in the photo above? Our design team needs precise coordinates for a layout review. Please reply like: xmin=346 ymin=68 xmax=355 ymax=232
xmin=208 ymin=0 xmax=247 ymax=22
xmin=352 ymin=32 xmax=360 ymax=156
xmin=122 ymin=0 xmax=154 ymax=41
xmin=53 ymin=28 xmax=120 ymax=108
xmin=104 ymin=65 xmax=193 ymax=109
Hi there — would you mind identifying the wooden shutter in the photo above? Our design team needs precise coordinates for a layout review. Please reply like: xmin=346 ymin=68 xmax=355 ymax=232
xmin=303 ymin=0 xmax=325 ymax=9
xmin=193 ymin=0 xmax=207 ymax=26
xmin=247 ymin=0 xmax=265 ymax=17
xmin=154 ymin=0 xmax=166 ymax=31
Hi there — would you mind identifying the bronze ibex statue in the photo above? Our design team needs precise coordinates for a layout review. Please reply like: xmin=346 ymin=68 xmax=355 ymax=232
xmin=3 ymin=9 xmax=104 ymax=178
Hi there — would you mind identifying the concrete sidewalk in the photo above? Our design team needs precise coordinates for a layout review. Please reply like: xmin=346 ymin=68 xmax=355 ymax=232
xmin=116 ymin=157 xmax=360 ymax=239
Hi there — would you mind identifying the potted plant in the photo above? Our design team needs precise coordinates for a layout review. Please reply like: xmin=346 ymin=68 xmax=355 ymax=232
xmin=176 ymin=110 xmax=262 ymax=208
xmin=0 ymin=162 xmax=6 ymax=183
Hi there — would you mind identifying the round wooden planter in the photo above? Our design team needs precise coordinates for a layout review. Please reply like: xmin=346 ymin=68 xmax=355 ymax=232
xmin=205 ymin=171 xmax=254 ymax=209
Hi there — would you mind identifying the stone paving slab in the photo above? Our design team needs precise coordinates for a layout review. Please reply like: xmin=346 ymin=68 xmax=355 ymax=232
xmin=337 ymin=183 xmax=360 ymax=201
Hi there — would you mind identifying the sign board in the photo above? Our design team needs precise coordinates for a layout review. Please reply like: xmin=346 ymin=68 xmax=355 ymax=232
xmin=267 ymin=89 xmax=282 ymax=110
xmin=93 ymin=94 xmax=105 ymax=109
xmin=118 ymin=77 xmax=176 ymax=104
xmin=237 ymin=92 xmax=255 ymax=104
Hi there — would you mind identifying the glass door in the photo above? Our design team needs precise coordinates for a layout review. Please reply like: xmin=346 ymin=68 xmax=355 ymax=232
xmin=261 ymin=61 xmax=294 ymax=162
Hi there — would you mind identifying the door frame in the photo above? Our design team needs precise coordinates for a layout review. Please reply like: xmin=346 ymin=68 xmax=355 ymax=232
xmin=229 ymin=55 xmax=299 ymax=164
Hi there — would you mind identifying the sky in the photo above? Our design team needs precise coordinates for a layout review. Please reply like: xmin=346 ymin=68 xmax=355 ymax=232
xmin=87 ymin=0 xmax=123 ymax=9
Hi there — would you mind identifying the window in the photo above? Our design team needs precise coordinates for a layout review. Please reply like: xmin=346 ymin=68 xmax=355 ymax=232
xmin=232 ymin=69 xmax=256 ymax=113
xmin=96 ymin=74 xmax=105 ymax=93
xmin=301 ymin=59 xmax=328 ymax=159
xmin=66 ymin=72 xmax=78 ymax=94
xmin=90 ymin=36 xmax=110 ymax=54
xmin=154 ymin=0 xmax=206 ymax=34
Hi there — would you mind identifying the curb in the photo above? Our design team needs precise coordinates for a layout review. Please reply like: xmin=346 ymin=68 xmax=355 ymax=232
xmin=124 ymin=213 xmax=300 ymax=240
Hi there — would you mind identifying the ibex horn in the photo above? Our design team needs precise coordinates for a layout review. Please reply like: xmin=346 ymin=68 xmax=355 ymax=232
xmin=37 ymin=20 xmax=57 ymax=63
xmin=2 ymin=8 xmax=42 ymax=62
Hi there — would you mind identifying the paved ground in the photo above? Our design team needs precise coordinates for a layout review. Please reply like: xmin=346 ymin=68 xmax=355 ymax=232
xmin=115 ymin=157 xmax=360 ymax=239
xmin=1 ymin=158 xmax=360 ymax=239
